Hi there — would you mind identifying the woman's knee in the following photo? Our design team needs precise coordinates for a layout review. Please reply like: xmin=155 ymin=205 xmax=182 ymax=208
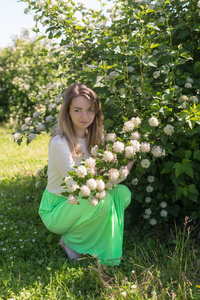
xmin=98 ymin=194 xmax=112 ymax=217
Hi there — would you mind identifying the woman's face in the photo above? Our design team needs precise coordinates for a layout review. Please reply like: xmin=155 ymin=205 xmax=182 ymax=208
xmin=69 ymin=96 xmax=95 ymax=138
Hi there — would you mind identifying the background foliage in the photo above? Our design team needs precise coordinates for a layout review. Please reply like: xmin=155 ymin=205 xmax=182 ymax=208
xmin=5 ymin=0 xmax=200 ymax=226
xmin=0 ymin=30 xmax=58 ymax=124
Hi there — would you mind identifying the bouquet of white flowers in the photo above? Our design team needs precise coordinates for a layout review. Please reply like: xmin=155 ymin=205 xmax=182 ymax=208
xmin=61 ymin=116 xmax=165 ymax=205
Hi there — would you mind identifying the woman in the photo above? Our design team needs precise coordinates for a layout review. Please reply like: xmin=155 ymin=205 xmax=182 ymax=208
xmin=39 ymin=82 xmax=132 ymax=265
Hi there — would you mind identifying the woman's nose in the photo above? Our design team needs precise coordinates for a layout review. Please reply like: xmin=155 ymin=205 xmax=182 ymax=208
xmin=81 ymin=111 xmax=88 ymax=119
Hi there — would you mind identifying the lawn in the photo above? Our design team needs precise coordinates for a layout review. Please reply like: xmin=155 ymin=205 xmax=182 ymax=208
xmin=0 ymin=125 xmax=200 ymax=300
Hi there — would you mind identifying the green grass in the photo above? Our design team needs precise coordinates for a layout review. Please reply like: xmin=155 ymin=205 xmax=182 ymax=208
xmin=0 ymin=124 xmax=200 ymax=300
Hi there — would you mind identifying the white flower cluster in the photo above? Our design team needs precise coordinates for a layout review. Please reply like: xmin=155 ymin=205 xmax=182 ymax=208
xmin=62 ymin=116 xmax=165 ymax=206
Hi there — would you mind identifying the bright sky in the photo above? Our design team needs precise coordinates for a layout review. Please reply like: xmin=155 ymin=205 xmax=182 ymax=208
xmin=0 ymin=0 xmax=113 ymax=48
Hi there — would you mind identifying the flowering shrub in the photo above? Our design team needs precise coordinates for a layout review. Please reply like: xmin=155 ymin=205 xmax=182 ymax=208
xmin=61 ymin=117 xmax=165 ymax=205
xmin=13 ymin=82 xmax=65 ymax=145
xmin=14 ymin=0 xmax=200 ymax=226
xmin=0 ymin=30 xmax=58 ymax=124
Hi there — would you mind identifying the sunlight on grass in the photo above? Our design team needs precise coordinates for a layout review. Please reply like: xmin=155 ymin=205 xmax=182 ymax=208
xmin=0 ymin=125 xmax=49 ymax=179
xmin=0 ymin=125 xmax=200 ymax=300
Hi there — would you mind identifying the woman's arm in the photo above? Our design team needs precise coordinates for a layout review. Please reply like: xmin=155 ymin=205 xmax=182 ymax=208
xmin=127 ymin=160 xmax=134 ymax=172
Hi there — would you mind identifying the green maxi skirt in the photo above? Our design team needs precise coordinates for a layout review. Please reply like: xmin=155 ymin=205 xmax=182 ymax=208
xmin=38 ymin=184 xmax=131 ymax=266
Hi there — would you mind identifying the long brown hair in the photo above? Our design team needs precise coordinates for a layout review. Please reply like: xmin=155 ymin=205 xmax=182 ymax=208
xmin=56 ymin=82 xmax=104 ymax=157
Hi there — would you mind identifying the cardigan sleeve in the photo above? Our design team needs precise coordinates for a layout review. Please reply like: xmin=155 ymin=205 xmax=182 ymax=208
xmin=51 ymin=141 xmax=75 ymax=178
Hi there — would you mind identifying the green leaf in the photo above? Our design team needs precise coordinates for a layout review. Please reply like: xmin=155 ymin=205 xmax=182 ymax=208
xmin=193 ymin=150 xmax=200 ymax=161
xmin=46 ymin=234 xmax=53 ymax=244
xmin=173 ymin=162 xmax=182 ymax=178
xmin=182 ymin=159 xmax=193 ymax=178
xmin=161 ymin=161 xmax=174 ymax=174
xmin=147 ymin=23 xmax=160 ymax=31
xmin=189 ymin=184 xmax=199 ymax=195
xmin=150 ymin=43 xmax=160 ymax=49
xmin=104 ymin=119 xmax=114 ymax=130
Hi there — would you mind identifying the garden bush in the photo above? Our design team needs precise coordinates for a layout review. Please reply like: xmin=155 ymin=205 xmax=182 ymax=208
xmin=0 ymin=30 xmax=59 ymax=124
xmin=13 ymin=0 xmax=200 ymax=227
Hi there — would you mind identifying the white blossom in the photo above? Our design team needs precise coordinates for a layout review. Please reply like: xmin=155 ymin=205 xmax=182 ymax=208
xmin=160 ymin=201 xmax=167 ymax=208
xmin=25 ymin=117 xmax=32 ymax=125
xmin=164 ymin=124 xmax=174 ymax=136
xmin=140 ymin=142 xmax=150 ymax=153
xmin=151 ymin=146 xmax=165 ymax=157
xmin=33 ymin=15 xmax=40 ymax=21
xmin=91 ymin=145 xmax=99 ymax=156
xmin=185 ymin=82 xmax=192 ymax=89
xmin=108 ymin=168 xmax=120 ymax=182
xmin=148 ymin=117 xmax=159 ymax=127
xmin=57 ymin=14 xmax=66 ymax=22
xmin=79 ymin=185 xmax=91 ymax=197
xmin=106 ymin=133 xmax=117 ymax=142
xmin=77 ymin=21 xmax=85 ymax=28
xmin=186 ymin=77 xmax=194 ymax=84
xmin=67 ymin=195 xmax=79 ymax=205
xmin=131 ymin=178 xmax=138 ymax=185
xmin=51 ymin=0 xmax=57 ymax=6
xmin=33 ymin=121 xmax=38 ymax=127
xmin=146 ymin=185 xmax=153 ymax=193
xmin=89 ymin=196 xmax=99 ymax=206
xmin=143 ymin=214 xmax=150 ymax=219
xmin=102 ymin=150 xmax=115 ymax=162
xmin=36 ymin=123 xmax=46 ymax=132
xmin=149 ymin=218 xmax=157 ymax=226
xmin=113 ymin=141 xmax=125 ymax=153
xmin=76 ymin=165 xmax=87 ymax=178
xmin=178 ymin=95 xmax=188 ymax=103
xmin=96 ymin=179 xmax=105 ymax=192
xmin=122 ymin=291 xmax=127 ymax=298
xmin=33 ymin=111 xmax=40 ymax=119
xmin=145 ymin=197 xmax=151 ymax=203
xmin=130 ymin=131 xmax=141 ymax=140
xmin=119 ymin=166 xmax=129 ymax=179
xmin=130 ymin=140 xmax=140 ymax=152
xmin=123 ymin=121 xmax=135 ymax=132
xmin=197 ymin=0 xmax=200 ymax=8
xmin=38 ymin=0 xmax=46 ymax=7
xmin=145 ymin=208 xmax=152 ymax=215
xmin=147 ymin=176 xmax=154 ymax=183
xmin=21 ymin=124 xmax=28 ymax=131
xmin=84 ymin=157 xmax=96 ymax=168
xmin=109 ymin=71 xmax=119 ymax=78
xmin=96 ymin=190 xmax=107 ymax=200
xmin=64 ymin=176 xmax=72 ymax=183
xmin=131 ymin=117 xmax=141 ymax=126
xmin=160 ymin=209 xmax=168 ymax=217
xmin=49 ymin=103 xmax=56 ymax=110
xmin=86 ymin=179 xmax=97 ymax=190
xmin=125 ymin=146 xmax=135 ymax=159
xmin=189 ymin=96 xmax=199 ymax=104
xmin=28 ymin=133 xmax=36 ymax=142
xmin=67 ymin=183 xmax=79 ymax=193
xmin=46 ymin=115 xmax=54 ymax=123
xmin=87 ymin=167 xmax=97 ymax=176
xmin=127 ymin=66 xmax=134 ymax=73
xmin=141 ymin=159 xmax=150 ymax=169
